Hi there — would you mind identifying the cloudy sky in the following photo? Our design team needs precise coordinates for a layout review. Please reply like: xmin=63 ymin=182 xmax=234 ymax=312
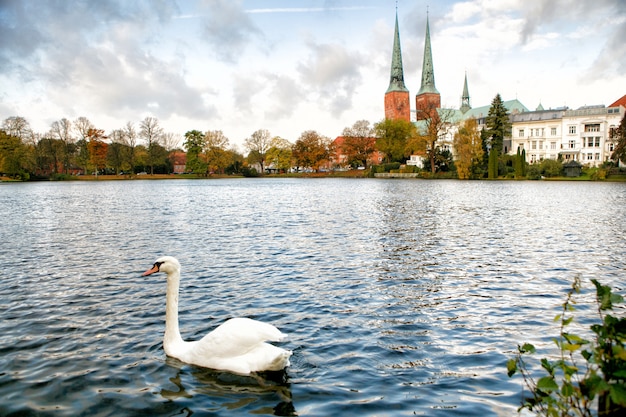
xmin=1 ymin=0 xmax=624 ymax=150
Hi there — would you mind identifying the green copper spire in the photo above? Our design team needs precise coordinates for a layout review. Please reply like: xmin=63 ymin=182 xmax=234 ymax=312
xmin=461 ymin=71 xmax=471 ymax=113
xmin=386 ymin=12 xmax=408 ymax=94
xmin=417 ymin=14 xmax=439 ymax=95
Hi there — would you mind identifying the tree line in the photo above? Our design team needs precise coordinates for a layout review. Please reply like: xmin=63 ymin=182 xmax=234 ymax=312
xmin=2 ymin=94 xmax=625 ymax=180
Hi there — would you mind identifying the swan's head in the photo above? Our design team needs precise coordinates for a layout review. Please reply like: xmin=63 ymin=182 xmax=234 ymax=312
xmin=142 ymin=256 xmax=181 ymax=276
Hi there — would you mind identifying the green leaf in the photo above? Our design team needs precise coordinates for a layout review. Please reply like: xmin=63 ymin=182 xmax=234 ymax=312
xmin=520 ymin=343 xmax=536 ymax=354
xmin=610 ymin=383 xmax=626 ymax=406
xmin=541 ymin=358 xmax=555 ymax=374
xmin=537 ymin=376 xmax=558 ymax=394
xmin=561 ymin=381 xmax=574 ymax=397
xmin=507 ymin=359 xmax=517 ymax=377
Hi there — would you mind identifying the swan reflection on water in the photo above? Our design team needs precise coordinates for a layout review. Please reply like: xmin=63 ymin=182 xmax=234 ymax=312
xmin=161 ymin=357 xmax=296 ymax=416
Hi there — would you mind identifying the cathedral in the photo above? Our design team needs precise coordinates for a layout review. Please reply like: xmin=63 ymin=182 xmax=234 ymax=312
xmin=383 ymin=8 xmax=623 ymax=169
xmin=384 ymin=10 xmax=443 ymax=123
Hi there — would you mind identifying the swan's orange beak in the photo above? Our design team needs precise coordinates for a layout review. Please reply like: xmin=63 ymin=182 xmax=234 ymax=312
xmin=142 ymin=265 xmax=159 ymax=276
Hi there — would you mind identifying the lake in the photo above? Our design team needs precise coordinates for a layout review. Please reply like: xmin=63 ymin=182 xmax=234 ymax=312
xmin=1 ymin=178 xmax=624 ymax=416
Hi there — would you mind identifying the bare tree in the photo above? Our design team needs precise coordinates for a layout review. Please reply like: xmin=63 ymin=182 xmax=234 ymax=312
xmin=140 ymin=117 xmax=164 ymax=175
xmin=74 ymin=117 xmax=94 ymax=174
xmin=162 ymin=132 xmax=181 ymax=152
xmin=49 ymin=118 xmax=75 ymax=174
xmin=2 ymin=116 xmax=34 ymax=144
xmin=245 ymin=129 xmax=272 ymax=173
xmin=123 ymin=122 xmax=138 ymax=174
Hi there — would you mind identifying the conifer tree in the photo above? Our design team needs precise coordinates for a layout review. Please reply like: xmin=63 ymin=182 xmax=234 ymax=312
xmin=486 ymin=94 xmax=511 ymax=153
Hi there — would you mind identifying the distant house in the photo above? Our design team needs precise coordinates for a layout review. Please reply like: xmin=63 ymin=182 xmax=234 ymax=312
xmin=169 ymin=151 xmax=187 ymax=174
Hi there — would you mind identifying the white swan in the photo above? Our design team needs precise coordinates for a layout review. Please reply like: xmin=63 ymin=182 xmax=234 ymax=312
xmin=142 ymin=256 xmax=291 ymax=375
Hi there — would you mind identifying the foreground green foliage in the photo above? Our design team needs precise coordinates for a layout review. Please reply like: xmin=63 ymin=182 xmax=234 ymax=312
xmin=508 ymin=277 xmax=626 ymax=416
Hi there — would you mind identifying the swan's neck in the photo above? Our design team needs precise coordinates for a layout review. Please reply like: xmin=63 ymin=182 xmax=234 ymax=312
xmin=164 ymin=270 xmax=184 ymax=353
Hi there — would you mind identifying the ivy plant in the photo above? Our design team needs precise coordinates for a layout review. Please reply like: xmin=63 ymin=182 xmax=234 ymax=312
xmin=507 ymin=276 xmax=626 ymax=416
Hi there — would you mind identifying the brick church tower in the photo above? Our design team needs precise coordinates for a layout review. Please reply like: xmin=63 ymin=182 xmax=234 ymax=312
xmin=415 ymin=14 xmax=441 ymax=120
xmin=384 ymin=11 xmax=410 ymax=122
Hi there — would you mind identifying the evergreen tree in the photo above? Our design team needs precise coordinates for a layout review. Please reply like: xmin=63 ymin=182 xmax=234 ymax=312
xmin=480 ymin=127 xmax=490 ymax=177
xmin=486 ymin=93 xmax=511 ymax=153
xmin=521 ymin=148 xmax=527 ymax=177
xmin=488 ymin=149 xmax=499 ymax=179
xmin=514 ymin=147 xmax=523 ymax=178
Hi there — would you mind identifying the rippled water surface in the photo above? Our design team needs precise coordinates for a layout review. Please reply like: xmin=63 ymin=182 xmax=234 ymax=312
xmin=1 ymin=178 xmax=625 ymax=416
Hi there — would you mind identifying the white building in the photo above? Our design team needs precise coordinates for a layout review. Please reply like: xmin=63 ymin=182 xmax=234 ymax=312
xmin=511 ymin=104 xmax=624 ymax=167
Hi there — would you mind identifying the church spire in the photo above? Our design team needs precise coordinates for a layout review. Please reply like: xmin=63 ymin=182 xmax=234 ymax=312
xmin=415 ymin=11 xmax=441 ymax=118
xmin=386 ymin=12 xmax=408 ymax=94
xmin=417 ymin=13 xmax=439 ymax=95
xmin=384 ymin=8 xmax=410 ymax=121
xmin=460 ymin=71 xmax=471 ymax=113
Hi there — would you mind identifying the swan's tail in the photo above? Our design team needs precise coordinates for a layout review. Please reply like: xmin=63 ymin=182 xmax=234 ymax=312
xmin=269 ymin=349 xmax=292 ymax=371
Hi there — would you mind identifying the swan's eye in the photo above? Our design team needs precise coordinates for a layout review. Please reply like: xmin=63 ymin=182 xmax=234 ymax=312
xmin=155 ymin=261 xmax=164 ymax=270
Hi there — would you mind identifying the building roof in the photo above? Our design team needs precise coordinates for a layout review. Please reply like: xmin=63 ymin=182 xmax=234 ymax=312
xmin=511 ymin=108 xmax=568 ymax=123
xmin=459 ymin=99 xmax=529 ymax=121
xmin=386 ymin=12 xmax=409 ymax=94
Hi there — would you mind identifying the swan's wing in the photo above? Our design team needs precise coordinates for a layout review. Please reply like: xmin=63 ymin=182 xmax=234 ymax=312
xmin=195 ymin=317 xmax=287 ymax=358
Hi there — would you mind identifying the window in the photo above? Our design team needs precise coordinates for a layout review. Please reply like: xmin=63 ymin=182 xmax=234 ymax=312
xmin=569 ymin=125 xmax=577 ymax=134
xmin=569 ymin=140 xmax=576 ymax=149
xmin=587 ymin=153 xmax=593 ymax=160
xmin=518 ymin=129 xmax=525 ymax=138
xmin=551 ymin=127 xmax=557 ymax=136
xmin=551 ymin=142 xmax=556 ymax=150
xmin=609 ymin=143 xmax=614 ymax=152
xmin=588 ymin=138 xmax=594 ymax=147
xmin=532 ymin=141 xmax=537 ymax=150
xmin=585 ymin=124 xmax=600 ymax=132
xmin=595 ymin=137 xmax=600 ymax=147
xmin=595 ymin=153 xmax=600 ymax=160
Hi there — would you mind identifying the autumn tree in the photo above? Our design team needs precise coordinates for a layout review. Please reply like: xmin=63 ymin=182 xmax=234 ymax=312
xmin=140 ymin=116 xmax=164 ymax=175
xmin=0 ymin=130 xmax=32 ymax=179
xmin=204 ymin=130 xmax=230 ymax=174
xmin=611 ymin=112 xmax=626 ymax=164
xmin=374 ymin=118 xmax=416 ymax=163
xmin=341 ymin=120 xmax=377 ymax=168
xmin=292 ymin=130 xmax=331 ymax=172
xmin=245 ymin=129 xmax=272 ymax=173
xmin=413 ymin=106 xmax=457 ymax=174
xmin=87 ymin=128 xmax=107 ymax=175
xmin=265 ymin=136 xmax=293 ymax=172
xmin=453 ymin=118 xmax=484 ymax=179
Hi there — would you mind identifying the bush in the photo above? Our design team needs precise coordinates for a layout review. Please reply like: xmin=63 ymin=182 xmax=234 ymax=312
xmin=527 ymin=164 xmax=542 ymax=180
xmin=241 ymin=167 xmax=260 ymax=177
xmin=540 ymin=159 xmax=563 ymax=178
xmin=507 ymin=277 xmax=626 ymax=416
